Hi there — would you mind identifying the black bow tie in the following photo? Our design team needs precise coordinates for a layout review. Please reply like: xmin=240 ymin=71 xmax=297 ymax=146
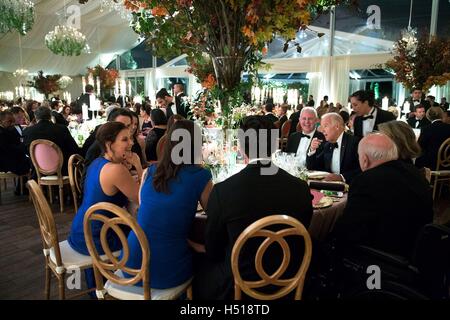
xmin=329 ymin=142 xmax=339 ymax=149
xmin=362 ymin=115 xmax=374 ymax=121
xmin=413 ymin=100 xmax=420 ymax=102
xmin=300 ymin=133 xmax=311 ymax=139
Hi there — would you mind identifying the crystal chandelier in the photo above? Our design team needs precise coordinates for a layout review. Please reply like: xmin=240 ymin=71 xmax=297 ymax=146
xmin=45 ymin=25 xmax=91 ymax=56
xmin=0 ymin=0 xmax=35 ymax=35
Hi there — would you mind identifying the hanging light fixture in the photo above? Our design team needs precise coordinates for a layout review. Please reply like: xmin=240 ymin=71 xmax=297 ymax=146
xmin=0 ymin=0 xmax=35 ymax=35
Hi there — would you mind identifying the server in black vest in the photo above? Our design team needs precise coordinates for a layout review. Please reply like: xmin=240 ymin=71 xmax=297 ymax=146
xmin=351 ymin=90 xmax=395 ymax=138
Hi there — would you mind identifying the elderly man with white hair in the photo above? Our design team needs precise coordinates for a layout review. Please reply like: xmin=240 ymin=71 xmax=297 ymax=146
xmin=332 ymin=132 xmax=433 ymax=258
xmin=286 ymin=107 xmax=325 ymax=168
xmin=306 ymin=112 xmax=361 ymax=183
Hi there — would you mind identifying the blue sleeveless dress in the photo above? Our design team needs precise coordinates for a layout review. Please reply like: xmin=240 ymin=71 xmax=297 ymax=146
xmin=124 ymin=164 xmax=211 ymax=289
xmin=68 ymin=157 xmax=128 ymax=255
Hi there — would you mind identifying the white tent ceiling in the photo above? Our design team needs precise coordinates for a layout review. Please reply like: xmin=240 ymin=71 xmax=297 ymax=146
xmin=0 ymin=0 xmax=139 ymax=76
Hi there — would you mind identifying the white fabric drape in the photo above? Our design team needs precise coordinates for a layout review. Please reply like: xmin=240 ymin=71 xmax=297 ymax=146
xmin=0 ymin=0 xmax=139 ymax=76
xmin=330 ymin=56 xmax=350 ymax=105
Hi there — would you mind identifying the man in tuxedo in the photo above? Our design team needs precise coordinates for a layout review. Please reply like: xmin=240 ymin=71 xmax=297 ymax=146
xmin=173 ymin=82 xmax=188 ymax=118
xmin=407 ymin=105 xmax=431 ymax=129
xmin=440 ymin=97 xmax=449 ymax=111
xmin=193 ymin=116 xmax=313 ymax=299
xmin=263 ymin=102 xmax=278 ymax=124
xmin=276 ymin=104 xmax=288 ymax=134
xmin=350 ymin=90 xmax=396 ymax=138
xmin=23 ymin=107 xmax=80 ymax=175
xmin=403 ymin=88 xmax=431 ymax=113
xmin=76 ymin=84 xmax=95 ymax=118
xmin=426 ymin=95 xmax=440 ymax=107
xmin=50 ymin=100 xmax=68 ymax=126
xmin=286 ymin=107 xmax=324 ymax=168
xmin=156 ymin=88 xmax=175 ymax=119
xmin=10 ymin=106 xmax=27 ymax=142
xmin=0 ymin=110 xmax=30 ymax=177
xmin=416 ymin=107 xmax=450 ymax=170
xmin=307 ymin=95 xmax=315 ymax=107
xmin=332 ymin=133 xmax=433 ymax=258
xmin=306 ymin=113 xmax=361 ymax=183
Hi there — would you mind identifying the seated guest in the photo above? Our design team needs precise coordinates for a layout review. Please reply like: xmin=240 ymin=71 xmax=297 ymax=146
xmin=139 ymin=103 xmax=152 ymax=135
xmin=124 ymin=120 xmax=212 ymax=289
xmin=68 ymin=121 xmax=143 ymax=255
xmin=350 ymin=90 xmax=396 ymax=138
xmin=415 ymin=107 xmax=450 ymax=170
xmin=83 ymin=108 xmax=132 ymax=166
xmin=263 ymin=102 xmax=278 ymax=124
xmin=407 ymin=105 xmax=430 ymax=129
xmin=145 ymin=109 xmax=167 ymax=161
xmin=192 ymin=116 xmax=313 ymax=300
xmin=286 ymin=107 xmax=325 ymax=168
xmin=50 ymin=100 xmax=68 ymax=126
xmin=277 ymin=103 xmax=289 ymax=131
xmin=61 ymin=105 xmax=72 ymax=121
xmin=378 ymin=120 xmax=421 ymax=164
xmin=11 ymin=106 xmax=27 ymax=140
xmin=22 ymin=107 xmax=79 ymax=175
xmin=332 ymin=133 xmax=433 ymax=258
xmin=306 ymin=113 xmax=361 ymax=183
xmin=130 ymin=111 xmax=147 ymax=166
xmin=0 ymin=111 xmax=30 ymax=181
xmin=156 ymin=88 xmax=175 ymax=119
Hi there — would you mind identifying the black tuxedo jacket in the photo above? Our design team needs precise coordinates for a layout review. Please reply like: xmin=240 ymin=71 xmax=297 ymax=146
xmin=306 ymin=131 xmax=361 ymax=183
xmin=0 ymin=126 xmax=29 ymax=175
xmin=286 ymin=130 xmax=325 ymax=154
xmin=175 ymin=92 xmax=188 ymax=118
xmin=23 ymin=120 xmax=80 ymax=174
xmin=264 ymin=113 xmax=279 ymax=124
xmin=404 ymin=98 xmax=431 ymax=112
xmin=416 ymin=120 xmax=450 ymax=170
xmin=407 ymin=117 xmax=431 ymax=130
xmin=201 ymin=163 xmax=313 ymax=299
xmin=165 ymin=103 xmax=175 ymax=120
xmin=353 ymin=108 xmax=396 ymax=138
xmin=332 ymin=160 xmax=433 ymax=258
xmin=52 ymin=110 xmax=68 ymax=126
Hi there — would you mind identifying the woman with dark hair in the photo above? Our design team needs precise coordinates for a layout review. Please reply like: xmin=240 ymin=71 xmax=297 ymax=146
xmin=140 ymin=103 xmax=152 ymax=134
xmin=124 ymin=120 xmax=212 ymax=289
xmin=130 ymin=111 xmax=147 ymax=166
xmin=61 ymin=105 xmax=72 ymax=120
xmin=69 ymin=121 xmax=143 ymax=256
xmin=145 ymin=108 xmax=167 ymax=161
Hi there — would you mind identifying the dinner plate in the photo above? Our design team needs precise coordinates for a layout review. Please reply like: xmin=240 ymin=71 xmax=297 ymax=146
xmin=313 ymin=196 xmax=333 ymax=209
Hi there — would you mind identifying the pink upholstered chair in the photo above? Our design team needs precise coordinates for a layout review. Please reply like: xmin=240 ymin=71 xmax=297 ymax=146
xmin=30 ymin=139 xmax=70 ymax=213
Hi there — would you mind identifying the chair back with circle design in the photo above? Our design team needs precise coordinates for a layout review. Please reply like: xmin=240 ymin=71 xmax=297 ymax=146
xmin=29 ymin=139 xmax=64 ymax=181
xmin=281 ymin=120 xmax=292 ymax=139
xmin=231 ymin=215 xmax=312 ymax=300
xmin=68 ymin=154 xmax=84 ymax=198
xmin=27 ymin=180 xmax=63 ymax=268
xmin=83 ymin=202 xmax=150 ymax=299
xmin=435 ymin=137 xmax=450 ymax=171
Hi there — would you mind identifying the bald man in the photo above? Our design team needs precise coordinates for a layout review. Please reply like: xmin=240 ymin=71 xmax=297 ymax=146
xmin=332 ymin=133 xmax=433 ymax=257
xmin=306 ymin=113 xmax=361 ymax=183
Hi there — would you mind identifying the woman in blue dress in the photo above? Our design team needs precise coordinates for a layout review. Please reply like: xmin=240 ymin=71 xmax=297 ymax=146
xmin=69 ymin=121 xmax=143 ymax=255
xmin=125 ymin=120 xmax=212 ymax=289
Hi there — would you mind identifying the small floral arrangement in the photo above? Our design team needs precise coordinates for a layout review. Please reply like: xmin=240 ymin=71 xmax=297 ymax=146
xmin=45 ymin=25 xmax=90 ymax=56
xmin=57 ymin=76 xmax=73 ymax=89
xmin=188 ymin=89 xmax=217 ymax=127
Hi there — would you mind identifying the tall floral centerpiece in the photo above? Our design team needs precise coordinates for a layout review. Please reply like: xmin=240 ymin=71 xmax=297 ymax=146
xmin=86 ymin=65 xmax=120 ymax=98
xmin=385 ymin=32 xmax=450 ymax=93
xmin=30 ymin=71 xmax=62 ymax=98
xmin=80 ymin=0 xmax=349 ymax=127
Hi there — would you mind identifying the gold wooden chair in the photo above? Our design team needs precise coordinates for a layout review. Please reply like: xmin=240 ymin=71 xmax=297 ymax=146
xmin=68 ymin=154 xmax=85 ymax=212
xmin=431 ymin=137 xmax=450 ymax=200
xmin=29 ymin=139 xmax=70 ymax=213
xmin=84 ymin=202 xmax=192 ymax=300
xmin=279 ymin=120 xmax=292 ymax=151
xmin=231 ymin=215 xmax=312 ymax=300
xmin=27 ymin=179 xmax=96 ymax=299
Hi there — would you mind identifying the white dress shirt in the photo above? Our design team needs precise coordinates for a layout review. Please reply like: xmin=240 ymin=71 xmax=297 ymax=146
xmin=295 ymin=130 xmax=315 ymax=167
xmin=362 ymin=107 xmax=377 ymax=137
xmin=331 ymin=132 xmax=344 ymax=174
